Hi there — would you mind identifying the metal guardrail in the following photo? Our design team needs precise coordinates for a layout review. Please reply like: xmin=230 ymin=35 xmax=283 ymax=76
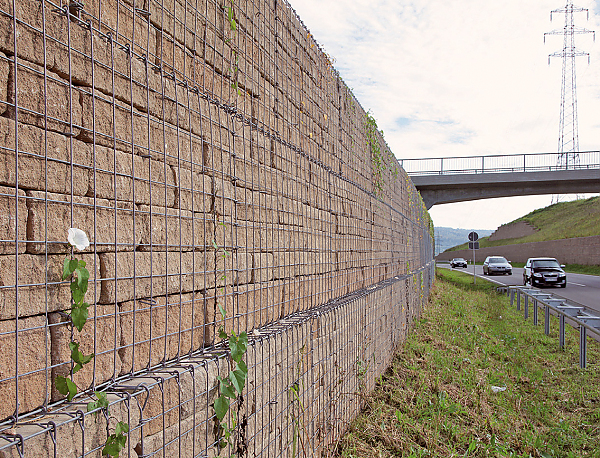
xmin=400 ymin=151 xmax=600 ymax=176
xmin=497 ymin=286 xmax=600 ymax=368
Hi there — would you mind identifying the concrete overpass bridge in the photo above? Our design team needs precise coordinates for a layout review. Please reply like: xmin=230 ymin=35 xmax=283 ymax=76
xmin=400 ymin=151 xmax=600 ymax=209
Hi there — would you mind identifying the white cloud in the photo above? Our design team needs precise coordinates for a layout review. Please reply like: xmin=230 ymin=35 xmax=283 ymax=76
xmin=289 ymin=0 xmax=600 ymax=229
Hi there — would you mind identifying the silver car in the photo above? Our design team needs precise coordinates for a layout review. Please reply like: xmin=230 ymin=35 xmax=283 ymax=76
xmin=483 ymin=256 xmax=512 ymax=275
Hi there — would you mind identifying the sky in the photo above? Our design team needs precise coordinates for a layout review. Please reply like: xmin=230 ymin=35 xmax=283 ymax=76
xmin=288 ymin=0 xmax=600 ymax=230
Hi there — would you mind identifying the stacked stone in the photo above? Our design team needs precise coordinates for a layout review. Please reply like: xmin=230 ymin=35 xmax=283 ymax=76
xmin=0 ymin=0 xmax=433 ymax=455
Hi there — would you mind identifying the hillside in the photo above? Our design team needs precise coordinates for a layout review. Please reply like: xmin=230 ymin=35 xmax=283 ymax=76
xmin=445 ymin=195 xmax=600 ymax=252
xmin=434 ymin=227 xmax=493 ymax=255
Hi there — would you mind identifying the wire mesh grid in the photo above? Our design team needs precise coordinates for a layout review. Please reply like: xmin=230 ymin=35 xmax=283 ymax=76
xmin=0 ymin=0 xmax=434 ymax=456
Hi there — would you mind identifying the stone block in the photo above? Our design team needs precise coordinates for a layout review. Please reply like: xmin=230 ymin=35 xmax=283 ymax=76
xmin=136 ymin=115 xmax=204 ymax=170
xmin=82 ymin=0 xmax=157 ymax=58
xmin=232 ymin=156 xmax=275 ymax=193
xmin=128 ymin=359 xmax=223 ymax=437
xmin=271 ymin=250 xmax=295 ymax=280
xmin=0 ymin=186 xmax=26 ymax=254
xmin=26 ymin=190 xmax=140 ymax=254
xmin=0 ymin=118 xmax=91 ymax=196
xmin=234 ymin=280 xmax=284 ymax=330
xmin=0 ymin=253 xmax=100 ymax=321
xmin=98 ymin=250 xmax=216 ymax=304
xmin=0 ymin=316 xmax=50 ymax=421
xmin=78 ymin=91 xmax=143 ymax=154
xmin=280 ymin=276 xmax=312 ymax=315
xmin=203 ymin=286 xmax=235 ymax=339
xmin=91 ymin=145 xmax=176 ymax=208
xmin=0 ymin=402 xmax=141 ymax=458
xmin=7 ymin=60 xmax=83 ymax=136
xmin=136 ymin=404 xmax=219 ymax=458
xmin=137 ymin=205 xmax=209 ymax=252
xmin=173 ymin=159 xmax=212 ymax=213
xmin=49 ymin=304 xmax=121 ymax=401
xmin=119 ymin=292 xmax=210 ymax=373
xmin=0 ymin=52 xmax=8 ymax=115
xmin=212 ymin=176 xmax=235 ymax=218
xmin=215 ymin=249 xmax=252 ymax=287
xmin=234 ymin=189 xmax=278 ymax=223
xmin=0 ymin=1 xmax=44 ymax=62
xmin=253 ymin=252 xmax=274 ymax=283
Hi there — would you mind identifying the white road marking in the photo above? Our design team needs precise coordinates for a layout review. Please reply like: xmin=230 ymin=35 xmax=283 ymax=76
xmin=568 ymin=282 xmax=586 ymax=287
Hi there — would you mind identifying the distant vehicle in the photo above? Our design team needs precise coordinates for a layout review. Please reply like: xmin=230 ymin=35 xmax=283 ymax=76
xmin=523 ymin=257 xmax=566 ymax=288
xmin=482 ymin=256 xmax=512 ymax=275
xmin=450 ymin=258 xmax=468 ymax=268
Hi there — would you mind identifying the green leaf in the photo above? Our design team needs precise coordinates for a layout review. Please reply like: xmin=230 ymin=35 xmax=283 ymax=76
xmin=102 ymin=432 xmax=127 ymax=458
xmin=219 ymin=327 xmax=228 ymax=340
xmin=87 ymin=391 xmax=110 ymax=414
xmin=55 ymin=375 xmax=78 ymax=401
xmin=214 ymin=395 xmax=230 ymax=421
xmin=74 ymin=266 xmax=89 ymax=294
xmin=238 ymin=331 xmax=248 ymax=346
xmin=115 ymin=421 xmax=129 ymax=436
xmin=220 ymin=379 xmax=236 ymax=399
xmin=71 ymin=285 xmax=84 ymax=305
xmin=230 ymin=333 xmax=247 ymax=363
xmin=236 ymin=359 xmax=248 ymax=376
xmin=78 ymin=259 xmax=86 ymax=268
xmin=69 ymin=341 xmax=94 ymax=372
xmin=71 ymin=303 xmax=89 ymax=332
xmin=218 ymin=303 xmax=226 ymax=320
xmin=229 ymin=368 xmax=246 ymax=394
xmin=63 ymin=258 xmax=75 ymax=280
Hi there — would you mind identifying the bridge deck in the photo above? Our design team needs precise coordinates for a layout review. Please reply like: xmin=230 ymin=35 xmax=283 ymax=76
xmin=401 ymin=152 xmax=600 ymax=208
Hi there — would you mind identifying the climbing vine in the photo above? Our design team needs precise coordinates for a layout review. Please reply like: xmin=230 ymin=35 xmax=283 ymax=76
xmin=213 ymin=303 xmax=249 ymax=456
xmin=55 ymin=228 xmax=129 ymax=458
xmin=365 ymin=112 xmax=398 ymax=197
xmin=225 ymin=0 xmax=242 ymax=96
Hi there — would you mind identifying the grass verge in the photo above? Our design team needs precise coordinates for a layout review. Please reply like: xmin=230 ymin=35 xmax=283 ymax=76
xmin=334 ymin=268 xmax=600 ymax=458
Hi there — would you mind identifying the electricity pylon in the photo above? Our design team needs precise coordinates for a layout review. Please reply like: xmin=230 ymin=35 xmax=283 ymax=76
xmin=544 ymin=2 xmax=594 ymax=202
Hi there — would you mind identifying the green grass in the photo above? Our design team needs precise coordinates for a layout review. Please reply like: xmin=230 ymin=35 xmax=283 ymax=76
xmin=334 ymin=268 xmax=600 ymax=458
xmin=447 ymin=195 xmax=600 ymax=252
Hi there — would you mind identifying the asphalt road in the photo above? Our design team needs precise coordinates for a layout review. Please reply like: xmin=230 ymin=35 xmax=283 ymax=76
xmin=440 ymin=264 xmax=600 ymax=314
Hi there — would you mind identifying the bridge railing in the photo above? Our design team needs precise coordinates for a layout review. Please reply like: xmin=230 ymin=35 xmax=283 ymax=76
xmin=400 ymin=151 xmax=600 ymax=176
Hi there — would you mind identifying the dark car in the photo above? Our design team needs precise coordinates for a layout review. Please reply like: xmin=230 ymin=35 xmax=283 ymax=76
xmin=483 ymin=256 xmax=512 ymax=275
xmin=450 ymin=258 xmax=468 ymax=268
xmin=523 ymin=257 xmax=566 ymax=288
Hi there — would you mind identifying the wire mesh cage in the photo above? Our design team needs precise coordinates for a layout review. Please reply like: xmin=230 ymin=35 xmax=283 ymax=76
xmin=0 ymin=0 xmax=434 ymax=456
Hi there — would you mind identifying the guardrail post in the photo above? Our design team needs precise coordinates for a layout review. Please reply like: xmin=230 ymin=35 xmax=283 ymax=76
xmin=544 ymin=306 xmax=550 ymax=335
xmin=510 ymin=289 xmax=515 ymax=306
xmin=533 ymin=299 xmax=538 ymax=325
xmin=579 ymin=326 xmax=587 ymax=369
xmin=524 ymin=296 xmax=529 ymax=319
xmin=559 ymin=315 xmax=566 ymax=349
xmin=516 ymin=291 xmax=521 ymax=311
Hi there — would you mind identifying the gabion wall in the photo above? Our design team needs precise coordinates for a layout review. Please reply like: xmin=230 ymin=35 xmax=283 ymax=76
xmin=0 ymin=0 xmax=434 ymax=456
